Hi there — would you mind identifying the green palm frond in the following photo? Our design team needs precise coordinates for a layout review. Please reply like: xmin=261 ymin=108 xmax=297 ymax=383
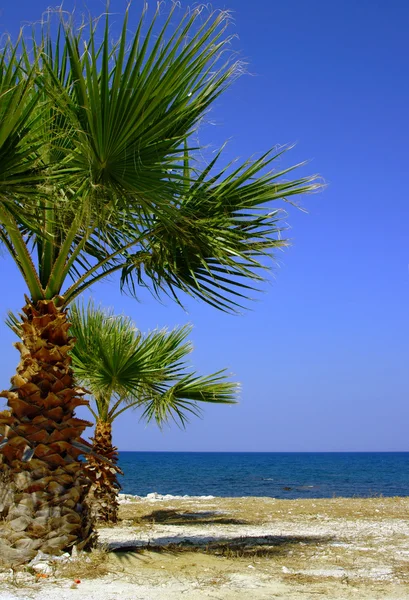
xmin=121 ymin=146 xmax=319 ymax=311
xmin=40 ymin=6 xmax=238 ymax=218
xmin=0 ymin=5 xmax=322 ymax=311
xmin=139 ymin=371 xmax=238 ymax=429
xmin=0 ymin=36 xmax=45 ymax=198
xmin=68 ymin=300 xmax=237 ymax=425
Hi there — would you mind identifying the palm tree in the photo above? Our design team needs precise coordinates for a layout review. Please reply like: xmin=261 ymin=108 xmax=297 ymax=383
xmin=68 ymin=301 xmax=237 ymax=524
xmin=0 ymin=5 xmax=320 ymax=561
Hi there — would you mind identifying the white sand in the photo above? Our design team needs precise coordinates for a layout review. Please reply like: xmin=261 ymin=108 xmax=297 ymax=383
xmin=1 ymin=495 xmax=409 ymax=599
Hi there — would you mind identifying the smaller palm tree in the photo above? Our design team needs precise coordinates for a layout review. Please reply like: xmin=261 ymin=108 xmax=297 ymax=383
xmin=68 ymin=302 xmax=238 ymax=523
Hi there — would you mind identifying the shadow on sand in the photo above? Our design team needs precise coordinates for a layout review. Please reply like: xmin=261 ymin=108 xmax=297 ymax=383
xmin=135 ymin=508 xmax=248 ymax=526
xmin=106 ymin=508 xmax=335 ymax=564
xmin=109 ymin=533 xmax=334 ymax=560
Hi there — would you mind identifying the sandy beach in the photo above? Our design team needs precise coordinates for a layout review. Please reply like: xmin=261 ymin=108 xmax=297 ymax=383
xmin=1 ymin=494 xmax=409 ymax=599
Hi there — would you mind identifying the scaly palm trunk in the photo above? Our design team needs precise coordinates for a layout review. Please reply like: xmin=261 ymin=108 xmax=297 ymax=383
xmin=0 ymin=299 xmax=95 ymax=565
xmin=85 ymin=420 xmax=121 ymax=523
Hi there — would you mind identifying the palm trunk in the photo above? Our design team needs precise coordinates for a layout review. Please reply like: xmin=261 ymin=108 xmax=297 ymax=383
xmin=85 ymin=420 xmax=121 ymax=523
xmin=0 ymin=298 xmax=95 ymax=565
xmin=0 ymin=411 xmax=14 ymax=522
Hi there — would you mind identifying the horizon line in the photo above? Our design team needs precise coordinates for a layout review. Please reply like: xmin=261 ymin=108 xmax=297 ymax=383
xmin=116 ymin=450 xmax=409 ymax=454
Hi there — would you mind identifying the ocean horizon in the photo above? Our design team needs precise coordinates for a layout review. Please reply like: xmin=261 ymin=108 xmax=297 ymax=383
xmin=117 ymin=451 xmax=409 ymax=500
xmin=118 ymin=450 xmax=408 ymax=454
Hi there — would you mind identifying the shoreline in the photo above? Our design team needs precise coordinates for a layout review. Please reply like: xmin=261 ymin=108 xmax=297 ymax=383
xmin=118 ymin=491 xmax=409 ymax=501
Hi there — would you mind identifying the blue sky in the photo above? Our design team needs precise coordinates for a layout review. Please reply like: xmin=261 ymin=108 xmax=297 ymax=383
xmin=0 ymin=0 xmax=408 ymax=451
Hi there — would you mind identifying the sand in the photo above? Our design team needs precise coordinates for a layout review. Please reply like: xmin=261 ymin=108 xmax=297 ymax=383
xmin=1 ymin=494 xmax=409 ymax=599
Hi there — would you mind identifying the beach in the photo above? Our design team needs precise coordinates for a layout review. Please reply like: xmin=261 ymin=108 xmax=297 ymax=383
xmin=1 ymin=494 xmax=409 ymax=599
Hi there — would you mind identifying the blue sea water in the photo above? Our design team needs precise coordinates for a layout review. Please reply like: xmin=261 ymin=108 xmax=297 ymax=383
xmin=118 ymin=452 xmax=409 ymax=499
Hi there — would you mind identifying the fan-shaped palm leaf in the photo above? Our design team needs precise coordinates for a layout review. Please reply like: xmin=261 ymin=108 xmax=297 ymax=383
xmin=69 ymin=300 xmax=238 ymax=425
xmin=0 ymin=6 xmax=321 ymax=310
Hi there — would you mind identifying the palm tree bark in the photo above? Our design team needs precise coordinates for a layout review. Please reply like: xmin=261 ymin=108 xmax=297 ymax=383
xmin=85 ymin=420 xmax=121 ymax=523
xmin=0 ymin=299 xmax=95 ymax=565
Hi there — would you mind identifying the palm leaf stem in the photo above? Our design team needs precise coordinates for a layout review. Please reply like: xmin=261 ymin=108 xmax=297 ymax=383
xmin=44 ymin=192 xmax=89 ymax=298
xmin=107 ymin=395 xmax=126 ymax=422
xmin=0 ymin=206 xmax=44 ymax=300
xmin=109 ymin=400 xmax=141 ymax=421
xmin=61 ymin=234 xmax=148 ymax=303
xmin=38 ymin=199 xmax=54 ymax=288
xmin=58 ymin=221 xmax=92 ymax=285
xmin=0 ymin=229 xmax=33 ymax=291
xmin=62 ymin=262 xmax=130 ymax=307
xmin=87 ymin=403 xmax=99 ymax=422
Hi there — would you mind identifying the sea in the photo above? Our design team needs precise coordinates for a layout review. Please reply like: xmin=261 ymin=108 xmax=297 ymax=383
xmin=117 ymin=452 xmax=409 ymax=499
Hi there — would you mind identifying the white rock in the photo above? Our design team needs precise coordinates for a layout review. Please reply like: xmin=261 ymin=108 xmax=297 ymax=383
xmin=29 ymin=551 xmax=52 ymax=566
xmin=31 ymin=562 xmax=53 ymax=575
xmin=118 ymin=492 xmax=216 ymax=502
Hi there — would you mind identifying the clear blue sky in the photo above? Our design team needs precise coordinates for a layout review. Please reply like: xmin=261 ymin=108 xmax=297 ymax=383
xmin=0 ymin=0 xmax=408 ymax=451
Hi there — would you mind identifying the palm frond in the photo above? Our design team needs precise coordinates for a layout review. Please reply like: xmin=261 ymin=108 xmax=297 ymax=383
xmin=120 ymin=146 xmax=321 ymax=312
xmin=68 ymin=300 xmax=238 ymax=425
xmin=139 ymin=371 xmax=238 ymax=429
xmin=0 ymin=5 xmax=322 ymax=309
xmin=0 ymin=36 xmax=45 ymax=199
xmin=69 ymin=301 xmax=189 ymax=415
xmin=41 ymin=6 xmax=239 ymax=220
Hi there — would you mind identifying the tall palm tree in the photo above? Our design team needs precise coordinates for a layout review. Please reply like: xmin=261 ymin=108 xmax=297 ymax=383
xmin=69 ymin=301 xmax=237 ymax=524
xmin=0 ymin=5 xmax=320 ymax=561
